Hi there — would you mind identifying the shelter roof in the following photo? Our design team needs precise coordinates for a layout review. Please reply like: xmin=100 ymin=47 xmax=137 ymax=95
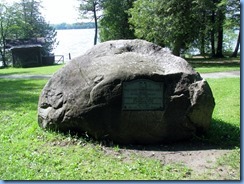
xmin=5 ymin=38 xmax=45 ymax=49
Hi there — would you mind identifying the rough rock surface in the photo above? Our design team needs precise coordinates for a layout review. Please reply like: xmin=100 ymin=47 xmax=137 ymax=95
xmin=38 ymin=39 xmax=215 ymax=144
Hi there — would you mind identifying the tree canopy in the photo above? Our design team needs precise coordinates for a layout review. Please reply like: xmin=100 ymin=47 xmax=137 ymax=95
xmin=129 ymin=0 xmax=204 ymax=56
xmin=128 ymin=0 xmax=240 ymax=57
xmin=99 ymin=0 xmax=135 ymax=42
xmin=87 ymin=0 xmax=240 ymax=57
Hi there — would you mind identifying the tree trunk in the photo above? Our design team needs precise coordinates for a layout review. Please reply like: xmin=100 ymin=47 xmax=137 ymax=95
xmin=0 ymin=47 xmax=7 ymax=68
xmin=93 ymin=2 xmax=98 ymax=45
xmin=215 ymin=26 xmax=224 ymax=58
xmin=215 ymin=8 xmax=224 ymax=58
xmin=231 ymin=30 xmax=240 ymax=57
xmin=200 ymin=33 xmax=205 ymax=56
xmin=0 ymin=21 xmax=7 ymax=68
xmin=2 ymin=55 xmax=7 ymax=68
xmin=210 ymin=10 xmax=216 ymax=57
xmin=172 ymin=40 xmax=181 ymax=56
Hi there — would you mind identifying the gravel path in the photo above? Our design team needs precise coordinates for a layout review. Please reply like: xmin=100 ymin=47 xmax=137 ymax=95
xmin=0 ymin=74 xmax=52 ymax=79
xmin=200 ymin=70 xmax=240 ymax=79
xmin=0 ymin=71 xmax=240 ymax=79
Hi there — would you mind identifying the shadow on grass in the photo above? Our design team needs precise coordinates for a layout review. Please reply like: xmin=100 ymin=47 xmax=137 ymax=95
xmin=62 ymin=118 xmax=240 ymax=152
xmin=116 ymin=118 xmax=240 ymax=152
xmin=0 ymin=79 xmax=47 ymax=112
xmin=0 ymin=71 xmax=34 ymax=76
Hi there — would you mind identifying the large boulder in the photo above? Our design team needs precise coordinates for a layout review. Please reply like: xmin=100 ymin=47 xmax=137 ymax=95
xmin=38 ymin=39 xmax=215 ymax=144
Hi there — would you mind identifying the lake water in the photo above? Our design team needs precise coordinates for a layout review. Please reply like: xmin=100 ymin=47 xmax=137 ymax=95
xmin=53 ymin=29 xmax=96 ymax=61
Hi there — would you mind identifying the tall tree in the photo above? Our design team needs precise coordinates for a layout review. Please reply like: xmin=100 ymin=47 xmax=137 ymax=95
xmin=99 ymin=0 xmax=135 ymax=42
xmin=193 ymin=0 xmax=231 ymax=58
xmin=129 ymin=0 xmax=202 ymax=56
xmin=214 ymin=0 xmax=226 ymax=57
xmin=225 ymin=0 xmax=240 ymax=57
xmin=0 ymin=2 xmax=21 ymax=67
xmin=78 ymin=0 xmax=102 ymax=45
xmin=231 ymin=30 xmax=240 ymax=57
xmin=129 ymin=0 xmax=163 ymax=45
xmin=17 ymin=0 xmax=57 ymax=54
xmin=194 ymin=0 xmax=212 ymax=56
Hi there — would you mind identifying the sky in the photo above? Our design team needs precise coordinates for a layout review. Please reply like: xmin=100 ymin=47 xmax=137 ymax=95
xmin=41 ymin=0 xmax=81 ymax=24
xmin=7 ymin=0 xmax=81 ymax=24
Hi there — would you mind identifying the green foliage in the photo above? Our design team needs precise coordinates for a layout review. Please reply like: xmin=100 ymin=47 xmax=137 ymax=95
xmin=0 ymin=2 xmax=22 ymax=67
xmin=191 ymin=0 xmax=237 ymax=57
xmin=128 ymin=0 xmax=164 ymax=46
xmin=128 ymin=0 xmax=239 ymax=57
xmin=225 ymin=0 xmax=240 ymax=57
xmin=15 ymin=0 xmax=57 ymax=55
xmin=225 ymin=0 xmax=240 ymax=29
xmin=17 ymin=0 xmax=43 ymax=38
xmin=129 ymin=0 xmax=204 ymax=56
xmin=99 ymin=0 xmax=135 ymax=42
xmin=79 ymin=0 xmax=102 ymax=19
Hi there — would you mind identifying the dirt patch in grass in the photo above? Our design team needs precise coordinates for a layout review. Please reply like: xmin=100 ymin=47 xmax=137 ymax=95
xmin=100 ymin=142 xmax=238 ymax=180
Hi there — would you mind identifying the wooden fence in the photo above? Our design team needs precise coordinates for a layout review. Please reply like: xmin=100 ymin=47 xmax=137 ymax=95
xmin=55 ymin=55 xmax=64 ymax=64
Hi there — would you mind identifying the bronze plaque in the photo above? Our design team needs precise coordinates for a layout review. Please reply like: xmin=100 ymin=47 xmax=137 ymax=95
xmin=122 ymin=79 xmax=164 ymax=111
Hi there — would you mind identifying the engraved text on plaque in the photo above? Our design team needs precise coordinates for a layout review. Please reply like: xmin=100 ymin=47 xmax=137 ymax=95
xmin=122 ymin=79 xmax=164 ymax=110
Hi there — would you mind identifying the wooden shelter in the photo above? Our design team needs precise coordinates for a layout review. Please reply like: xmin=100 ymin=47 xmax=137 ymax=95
xmin=10 ymin=44 xmax=43 ymax=67
xmin=6 ymin=38 xmax=54 ymax=67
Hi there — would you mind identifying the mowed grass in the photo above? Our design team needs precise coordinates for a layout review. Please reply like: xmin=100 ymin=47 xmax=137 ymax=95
xmin=0 ymin=77 xmax=240 ymax=180
xmin=0 ymin=64 xmax=65 ymax=76
xmin=206 ymin=78 xmax=240 ymax=147
xmin=191 ymin=62 xmax=240 ymax=73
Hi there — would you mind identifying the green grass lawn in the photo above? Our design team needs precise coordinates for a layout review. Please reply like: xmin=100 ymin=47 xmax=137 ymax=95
xmin=206 ymin=78 xmax=240 ymax=147
xmin=187 ymin=57 xmax=240 ymax=73
xmin=0 ymin=64 xmax=65 ymax=76
xmin=191 ymin=62 xmax=240 ymax=73
xmin=0 ymin=77 xmax=240 ymax=180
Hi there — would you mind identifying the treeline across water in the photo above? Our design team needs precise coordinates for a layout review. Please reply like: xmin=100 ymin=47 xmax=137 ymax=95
xmin=52 ymin=22 xmax=95 ymax=30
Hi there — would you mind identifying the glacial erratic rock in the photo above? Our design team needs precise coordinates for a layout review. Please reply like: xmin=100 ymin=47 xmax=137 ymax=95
xmin=38 ymin=39 xmax=215 ymax=144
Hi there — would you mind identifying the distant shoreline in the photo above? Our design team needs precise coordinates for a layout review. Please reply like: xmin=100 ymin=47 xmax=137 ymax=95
xmin=54 ymin=27 xmax=95 ymax=30
xmin=51 ymin=22 xmax=95 ymax=30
